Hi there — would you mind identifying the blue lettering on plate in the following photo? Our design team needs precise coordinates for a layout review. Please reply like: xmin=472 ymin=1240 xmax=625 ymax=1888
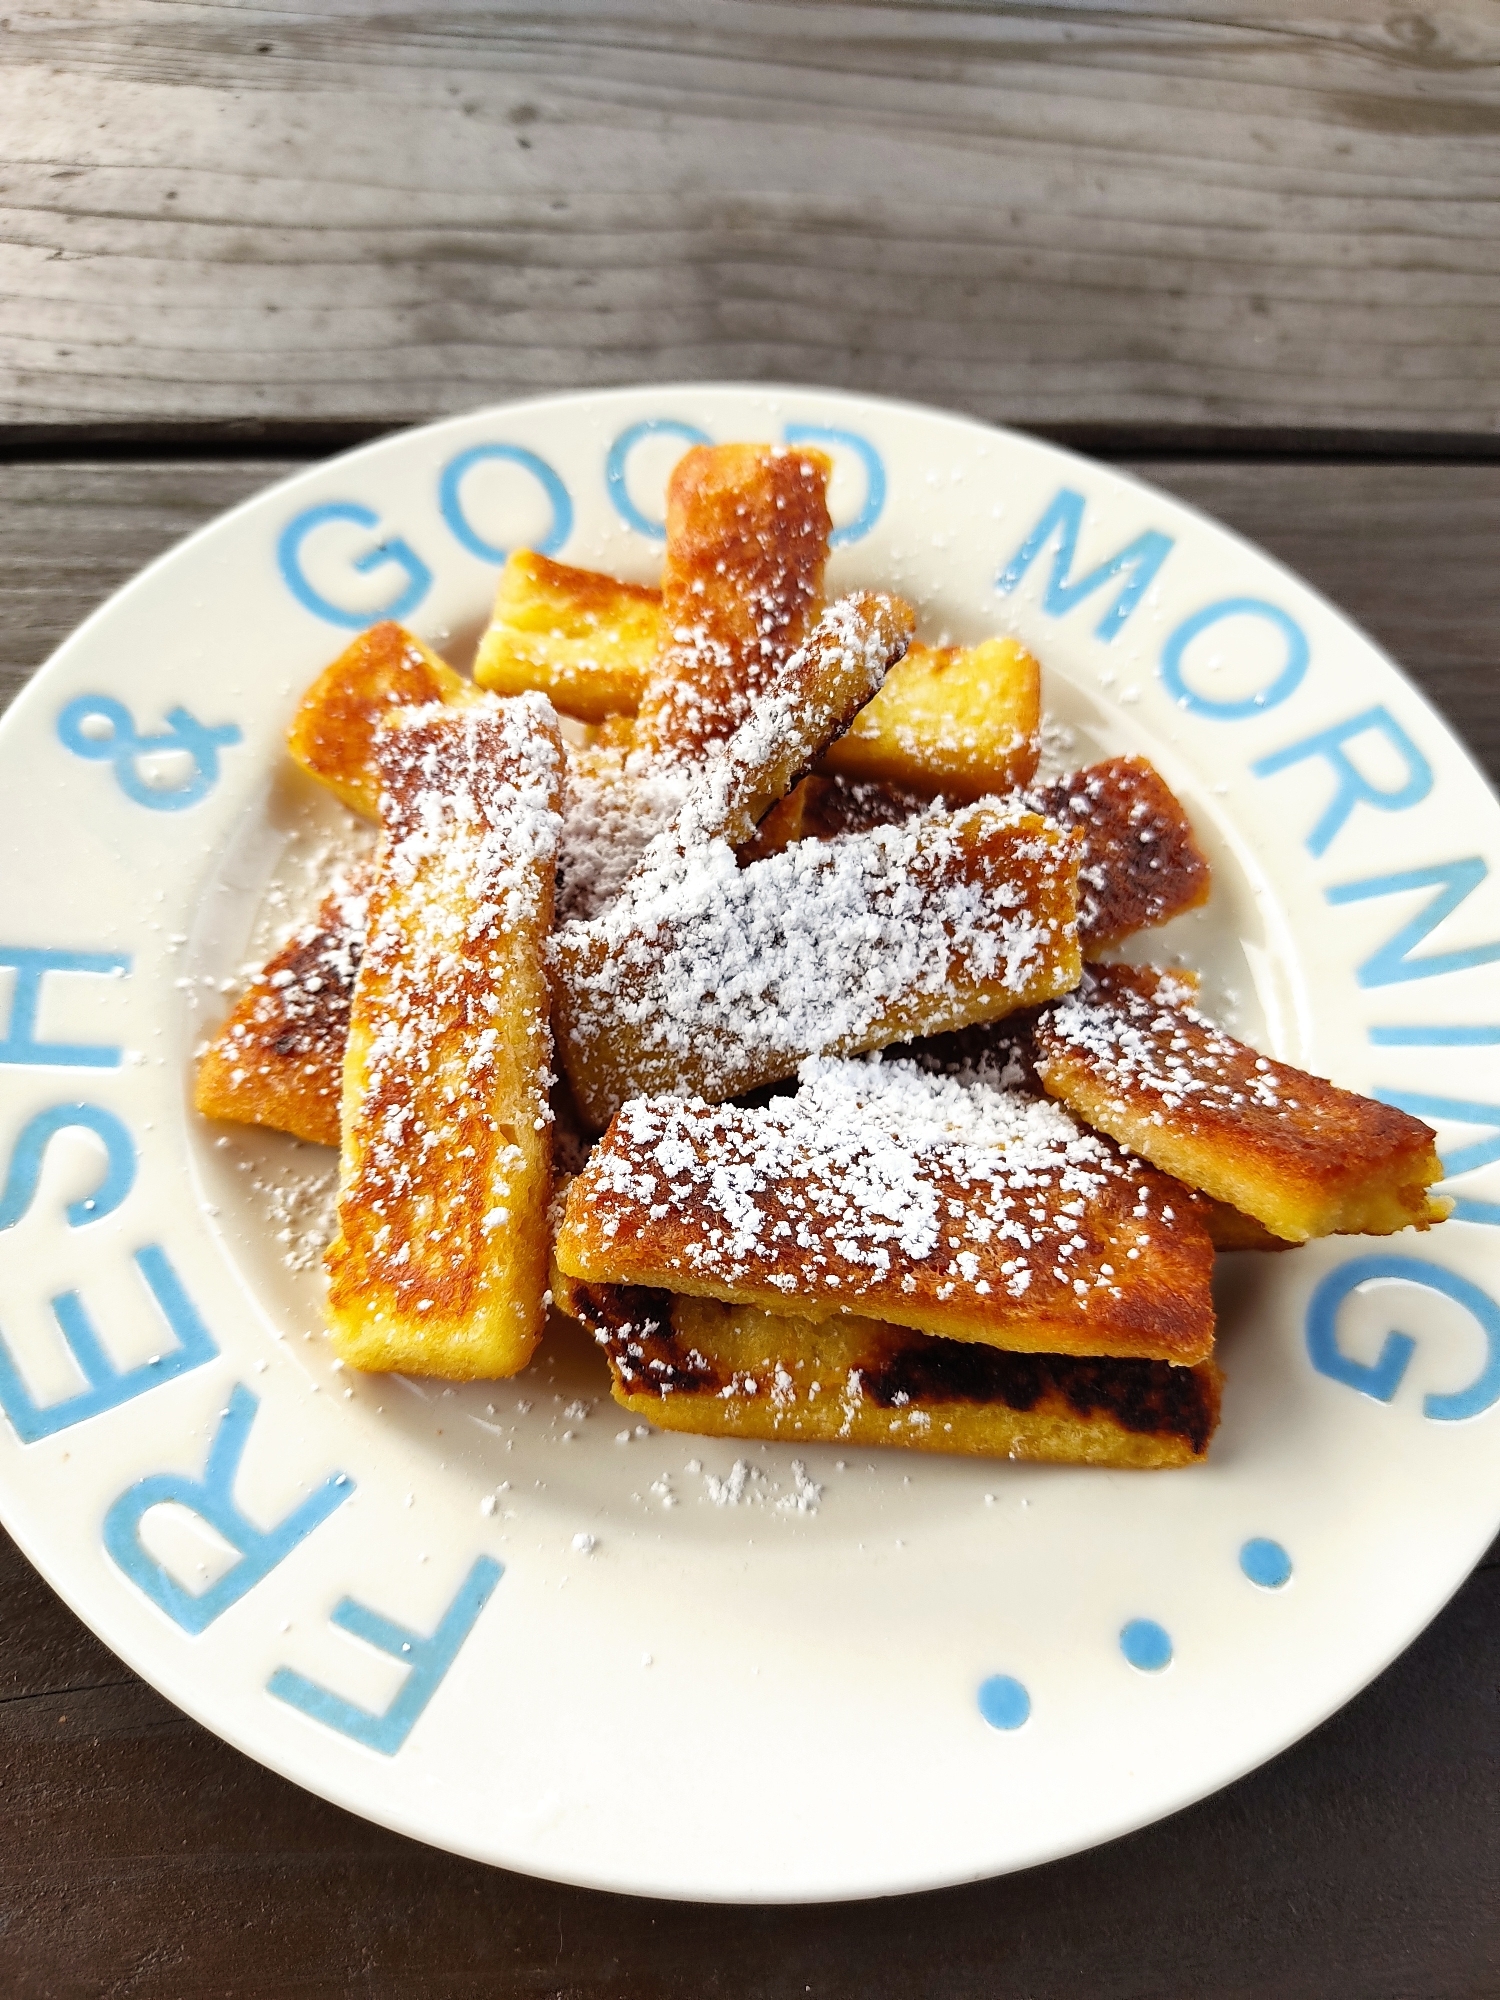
xmin=1444 ymin=1197 xmax=1500 ymax=1227
xmin=1375 ymin=1089 xmax=1500 ymax=1226
xmin=1369 ymin=1025 xmax=1500 ymax=1047
xmin=104 ymin=1383 xmax=353 ymax=1635
xmin=438 ymin=444 xmax=572 ymax=565
xmin=0 ymin=947 xmax=129 ymax=1069
xmin=277 ymin=502 xmax=433 ymax=630
xmin=1159 ymin=597 xmax=1309 ymax=720
xmin=0 ymin=1102 xmax=136 ymax=1231
xmin=57 ymin=696 xmax=241 ymax=812
xmin=1326 ymin=858 xmax=1500 ymax=987
xmin=605 ymin=418 xmax=713 ymax=539
xmin=783 ymin=423 xmax=886 ymax=546
xmin=1306 ymin=1255 xmax=1500 ymax=1420
xmin=0 ymin=1243 xmax=217 ymax=1445
xmin=996 ymin=488 xmax=1173 ymax=642
xmin=267 ymin=1554 xmax=502 ymax=1754
xmin=1251 ymin=705 xmax=1432 ymax=856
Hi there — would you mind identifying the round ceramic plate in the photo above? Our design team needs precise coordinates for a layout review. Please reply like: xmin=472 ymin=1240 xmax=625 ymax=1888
xmin=1 ymin=386 xmax=1497 ymax=1904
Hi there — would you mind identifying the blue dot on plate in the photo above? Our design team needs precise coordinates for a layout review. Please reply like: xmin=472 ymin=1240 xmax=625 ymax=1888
xmin=1240 ymin=1537 xmax=1293 ymax=1589
xmin=977 ymin=1673 xmax=1031 ymax=1731
xmin=1120 ymin=1618 xmax=1173 ymax=1672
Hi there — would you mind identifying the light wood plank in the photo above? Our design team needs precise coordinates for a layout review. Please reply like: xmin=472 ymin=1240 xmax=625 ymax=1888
xmin=2 ymin=5 xmax=1500 ymax=435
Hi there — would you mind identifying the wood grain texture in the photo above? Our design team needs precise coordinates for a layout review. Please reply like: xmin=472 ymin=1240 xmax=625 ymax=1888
xmin=3 ymin=4 xmax=1500 ymax=439
xmin=0 ymin=453 xmax=1496 ymax=1994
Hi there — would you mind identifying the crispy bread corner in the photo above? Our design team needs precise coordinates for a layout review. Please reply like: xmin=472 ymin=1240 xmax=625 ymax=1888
xmin=287 ymin=621 xmax=479 ymax=819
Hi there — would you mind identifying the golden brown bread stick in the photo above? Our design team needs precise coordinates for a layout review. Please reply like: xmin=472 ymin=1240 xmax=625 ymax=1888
xmin=325 ymin=695 xmax=565 ymax=1378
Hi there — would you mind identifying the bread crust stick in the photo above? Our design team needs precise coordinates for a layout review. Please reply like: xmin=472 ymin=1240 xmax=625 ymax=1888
xmin=325 ymin=695 xmax=564 ymax=1377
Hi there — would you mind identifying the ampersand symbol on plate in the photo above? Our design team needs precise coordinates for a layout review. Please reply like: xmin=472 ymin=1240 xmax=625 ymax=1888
xmin=56 ymin=695 xmax=243 ymax=811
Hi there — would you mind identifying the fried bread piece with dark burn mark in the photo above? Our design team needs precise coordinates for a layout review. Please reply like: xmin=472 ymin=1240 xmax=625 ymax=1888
xmin=633 ymin=442 xmax=833 ymax=758
xmin=557 ymin=1279 xmax=1221 ymax=1466
xmin=286 ymin=621 xmax=479 ymax=819
xmin=555 ymin=1055 xmax=1216 ymax=1365
xmin=193 ymin=871 xmax=369 ymax=1149
xmin=325 ymin=695 xmax=565 ymax=1378
xmin=1033 ymin=963 xmax=1448 ymax=1243
xmin=1029 ymin=757 xmax=1211 ymax=956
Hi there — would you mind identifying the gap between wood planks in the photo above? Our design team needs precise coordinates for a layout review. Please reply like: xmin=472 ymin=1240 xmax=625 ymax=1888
xmin=3 ymin=422 xmax=1500 ymax=466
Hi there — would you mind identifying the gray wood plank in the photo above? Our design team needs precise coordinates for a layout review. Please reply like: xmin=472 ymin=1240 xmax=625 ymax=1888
xmin=0 ymin=460 xmax=297 ymax=716
xmin=3 ymin=6 xmax=1500 ymax=439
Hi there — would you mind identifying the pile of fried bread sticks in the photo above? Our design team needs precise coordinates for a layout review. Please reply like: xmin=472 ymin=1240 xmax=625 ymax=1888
xmin=196 ymin=443 xmax=1448 ymax=1468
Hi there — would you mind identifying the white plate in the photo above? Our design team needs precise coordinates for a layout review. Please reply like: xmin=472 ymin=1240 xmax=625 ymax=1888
xmin=1 ymin=386 xmax=1498 ymax=1904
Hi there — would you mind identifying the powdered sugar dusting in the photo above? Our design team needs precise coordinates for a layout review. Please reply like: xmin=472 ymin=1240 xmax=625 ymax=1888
xmin=555 ymin=748 xmax=689 ymax=925
xmin=701 ymin=1456 xmax=823 ymax=1513
xmin=328 ymin=695 xmax=564 ymax=1320
xmin=556 ymin=801 xmax=1078 ymax=1114
xmin=642 ymin=592 xmax=907 ymax=862
xmin=570 ymin=1051 xmax=1207 ymax=1352
xmin=556 ymin=591 xmax=906 ymax=926
xmin=229 ymin=1149 xmax=341 ymax=1272
xmin=1041 ymin=968 xmax=1289 ymax=1117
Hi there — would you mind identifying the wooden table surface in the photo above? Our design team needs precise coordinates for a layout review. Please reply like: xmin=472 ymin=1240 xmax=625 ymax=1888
xmin=3 ymin=8 xmax=1499 ymax=1994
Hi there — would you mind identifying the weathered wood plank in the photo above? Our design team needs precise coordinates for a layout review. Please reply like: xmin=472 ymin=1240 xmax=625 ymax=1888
xmin=0 ymin=459 xmax=295 ymax=716
xmin=2 ymin=5 xmax=1500 ymax=438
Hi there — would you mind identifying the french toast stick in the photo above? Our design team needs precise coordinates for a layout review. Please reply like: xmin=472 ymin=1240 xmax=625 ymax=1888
xmin=325 ymin=695 xmax=565 ymax=1377
xmin=193 ymin=871 xmax=368 ymax=1149
xmin=634 ymin=442 xmax=833 ymax=758
xmin=820 ymin=638 xmax=1041 ymax=799
xmin=561 ymin=1282 xmax=1221 ymax=1467
xmin=286 ymin=621 xmax=479 ymax=819
xmin=746 ymin=756 xmax=1211 ymax=960
xmin=1029 ymin=758 xmax=1211 ymax=956
xmin=553 ymin=798 xmax=1081 ymax=1130
xmin=1033 ymin=964 xmax=1448 ymax=1242
xmin=474 ymin=551 xmax=664 ymax=721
